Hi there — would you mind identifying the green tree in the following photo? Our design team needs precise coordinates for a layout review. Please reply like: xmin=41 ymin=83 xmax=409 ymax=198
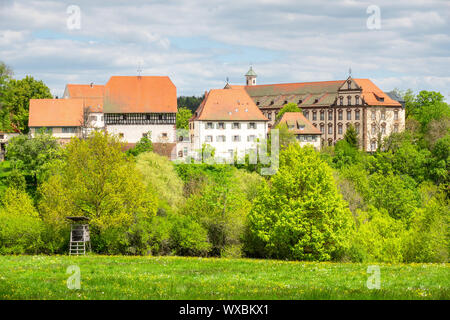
xmin=176 ymin=107 xmax=193 ymax=130
xmin=0 ymin=76 xmax=52 ymax=133
xmin=275 ymin=102 xmax=302 ymax=122
xmin=245 ymin=144 xmax=354 ymax=261
xmin=274 ymin=122 xmax=296 ymax=149
xmin=0 ymin=187 xmax=43 ymax=254
xmin=38 ymin=132 xmax=158 ymax=254
xmin=6 ymin=131 xmax=61 ymax=188
xmin=126 ymin=134 xmax=153 ymax=157
xmin=344 ymin=123 xmax=358 ymax=148
xmin=177 ymin=96 xmax=204 ymax=113
xmin=136 ymin=151 xmax=184 ymax=213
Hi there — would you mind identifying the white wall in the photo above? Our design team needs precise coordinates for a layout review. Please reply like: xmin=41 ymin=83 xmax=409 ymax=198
xmin=107 ymin=124 xmax=176 ymax=143
xmin=190 ymin=120 xmax=268 ymax=159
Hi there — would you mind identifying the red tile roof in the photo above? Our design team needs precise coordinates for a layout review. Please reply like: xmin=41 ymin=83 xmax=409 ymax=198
xmin=104 ymin=76 xmax=177 ymax=113
xmin=65 ymin=84 xmax=105 ymax=99
xmin=353 ymin=79 xmax=402 ymax=107
xmin=278 ymin=112 xmax=321 ymax=135
xmin=28 ymin=99 xmax=84 ymax=127
xmin=192 ymin=88 xmax=268 ymax=121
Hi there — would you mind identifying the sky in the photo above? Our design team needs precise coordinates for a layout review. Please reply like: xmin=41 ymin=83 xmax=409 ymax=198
xmin=0 ymin=0 xmax=449 ymax=100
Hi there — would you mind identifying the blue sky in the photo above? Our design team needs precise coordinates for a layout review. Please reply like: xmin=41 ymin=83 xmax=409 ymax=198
xmin=0 ymin=0 xmax=449 ymax=100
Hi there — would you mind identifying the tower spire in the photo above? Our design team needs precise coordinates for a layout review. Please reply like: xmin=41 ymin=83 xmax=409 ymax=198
xmin=245 ymin=66 xmax=257 ymax=86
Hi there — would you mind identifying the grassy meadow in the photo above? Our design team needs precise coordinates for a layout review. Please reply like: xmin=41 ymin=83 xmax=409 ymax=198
xmin=0 ymin=255 xmax=448 ymax=300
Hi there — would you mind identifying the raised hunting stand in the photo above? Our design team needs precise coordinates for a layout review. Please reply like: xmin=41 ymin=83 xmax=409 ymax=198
xmin=66 ymin=216 xmax=91 ymax=256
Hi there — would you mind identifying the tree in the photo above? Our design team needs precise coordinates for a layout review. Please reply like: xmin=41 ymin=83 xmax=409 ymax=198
xmin=0 ymin=187 xmax=43 ymax=254
xmin=176 ymin=107 xmax=193 ymax=130
xmin=38 ymin=132 xmax=158 ymax=254
xmin=411 ymin=91 xmax=450 ymax=133
xmin=6 ymin=131 xmax=61 ymax=188
xmin=126 ymin=134 xmax=153 ymax=157
xmin=244 ymin=144 xmax=354 ymax=261
xmin=274 ymin=123 xmax=296 ymax=149
xmin=275 ymin=102 xmax=302 ymax=122
xmin=177 ymin=96 xmax=204 ymax=113
xmin=344 ymin=123 xmax=358 ymax=148
xmin=136 ymin=151 xmax=184 ymax=213
xmin=0 ymin=76 xmax=52 ymax=133
xmin=0 ymin=61 xmax=13 ymax=92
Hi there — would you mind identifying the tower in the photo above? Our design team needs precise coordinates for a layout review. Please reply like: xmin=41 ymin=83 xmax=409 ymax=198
xmin=245 ymin=66 xmax=257 ymax=86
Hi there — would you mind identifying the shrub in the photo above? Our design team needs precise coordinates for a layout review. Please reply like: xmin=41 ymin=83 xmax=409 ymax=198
xmin=169 ymin=215 xmax=211 ymax=256
xmin=0 ymin=187 xmax=43 ymax=254
xmin=244 ymin=145 xmax=354 ymax=261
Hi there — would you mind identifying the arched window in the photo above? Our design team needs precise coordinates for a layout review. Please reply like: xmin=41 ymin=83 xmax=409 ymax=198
xmin=338 ymin=123 xmax=343 ymax=135
xmin=355 ymin=95 xmax=360 ymax=105
xmin=339 ymin=96 xmax=343 ymax=106
xmin=347 ymin=96 xmax=351 ymax=106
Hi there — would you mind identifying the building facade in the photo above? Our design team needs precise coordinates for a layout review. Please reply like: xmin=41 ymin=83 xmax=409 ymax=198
xmin=231 ymin=68 xmax=405 ymax=151
xmin=277 ymin=112 xmax=321 ymax=149
xmin=190 ymin=88 xmax=268 ymax=160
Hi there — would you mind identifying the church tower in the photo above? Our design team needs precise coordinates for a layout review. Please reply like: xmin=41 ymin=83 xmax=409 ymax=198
xmin=245 ymin=66 xmax=257 ymax=86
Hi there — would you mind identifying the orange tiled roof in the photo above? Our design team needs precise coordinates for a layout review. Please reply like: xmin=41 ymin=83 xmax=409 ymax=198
xmin=28 ymin=99 xmax=84 ymax=127
xmin=65 ymin=84 xmax=105 ymax=98
xmin=353 ymin=79 xmax=402 ymax=107
xmin=104 ymin=76 xmax=177 ymax=113
xmin=278 ymin=112 xmax=321 ymax=135
xmin=192 ymin=88 xmax=268 ymax=121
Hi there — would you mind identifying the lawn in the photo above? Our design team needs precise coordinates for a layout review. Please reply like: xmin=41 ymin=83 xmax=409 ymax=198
xmin=0 ymin=255 xmax=448 ymax=300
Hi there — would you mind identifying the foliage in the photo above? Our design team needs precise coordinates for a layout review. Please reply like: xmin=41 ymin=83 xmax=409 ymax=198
xmin=349 ymin=206 xmax=407 ymax=263
xmin=274 ymin=123 xmax=297 ymax=149
xmin=176 ymin=107 xmax=193 ymax=130
xmin=0 ymin=187 xmax=43 ymax=254
xmin=177 ymin=95 xmax=204 ymax=113
xmin=136 ymin=151 xmax=184 ymax=213
xmin=332 ymin=139 xmax=362 ymax=168
xmin=344 ymin=123 xmax=358 ymax=148
xmin=38 ymin=132 xmax=158 ymax=254
xmin=126 ymin=135 xmax=153 ymax=157
xmin=275 ymin=102 xmax=302 ymax=122
xmin=0 ymin=76 xmax=52 ymax=133
xmin=169 ymin=215 xmax=211 ymax=256
xmin=245 ymin=145 xmax=354 ymax=261
xmin=5 ymin=132 xmax=61 ymax=188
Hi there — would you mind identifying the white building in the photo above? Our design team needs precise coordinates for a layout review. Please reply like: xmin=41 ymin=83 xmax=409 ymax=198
xmin=189 ymin=88 xmax=268 ymax=160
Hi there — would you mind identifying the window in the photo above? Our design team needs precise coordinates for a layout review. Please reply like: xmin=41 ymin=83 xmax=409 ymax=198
xmin=205 ymin=135 xmax=213 ymax=142
xmin=119 ymin=133 xmax=124 ymax=138
xmin=394 ymin=124 xmax=399 ymax=133
xmin=183 ymin=147 xmax=188 ymax=155
xmin=162 ymin=133 xmax=168 ymax=138
xmin=320 ymin=124 xmax=325 ymax=133
xmin=355 ymin=123 xmax=360 ymax=134
xmin=371 ymin=124 xmax=376 ymax=135
xmin=371 ymin=111 xmax=376 ymax=120
xmin=328 ymin=111 xmax=333 ymax=121
xmin=328 ymin=125 xmax=332 ymax=135
xmin=347 ymin=80 xmax=351 ymax=90
xmin=206 ymin=122 xmax=213 ymax=129
xmin=146 ymin=115 xmax=151 ymax=121
xmin=247 ymin=135 xmax=256 ymax=142
xmin=268 ymin=113 xmax=272 ymax=120
xmin=371 ymin=140 xmax=377 ymax=151
xmin=232 ymin=122 xmax=240 ymax=129
xmin=381 ymin=111 xmax=386 ymax=120
xmin=143 ymin=132 xmax=148 ymax=138
xmin=232 ymin=135 xmax=241 ymax=142
xmin=89 ymin=115 xmax=97 ymax=122
xmin=338 ymin=124 xmax=343 ymax=135
xmin=355 ymin=96 xmax=360 ymax=105
xmin=304 ymin=111 xmax=309 ymax=119
xmin=298 ymin=124 xmax=305 ymax=130
xmin=312 ymin=111 xmax=317 ymax=121
xmin=0 ymin=134 xmax=3 ymax=139
xmin=256 ymin=101 xmax=260 ymax=106
xmin=347 ymin=110 xmax=352 ymax=120
xmin=394 ymin=110 xmax=399 ymax=120
xmin=339 ymin=96 xmax=344 ymax=106
xmin=217 ymin=122 xmax=225 ymax=129
xmin=320 ymin=111 xmax=324 ymax=121
xmin=248 ymin=122 xmax=256 ymax=129
xmin=158 ymin=114 xmax=163 ymax=120
xmin=338 ymin=110 xmax=343 ymax=120
xmin=347 ymin=96 xmax=351 ymax=106
xmin=217 ymin=135 xmax=226 ymax=142
xmin=62 ymin=127 xmax=76 ymax=134
xmin=381 ymin=124 xmax=386 ymax=135
xmin=355 ymin=109 xmax=360 ymax=120
xmin=101 ymin=116 xmax=104 ymax=122
xmin=298 ymin=99 xmax=303 ymax=104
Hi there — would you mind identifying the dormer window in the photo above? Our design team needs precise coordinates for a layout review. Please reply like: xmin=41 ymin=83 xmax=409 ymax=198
xmin=256 ymin=101 xmax=260 ymax=106
xmin=284 ymin=100 xmax=288 ymax=105
xmin=314 ymin=99 xmax=319 ymax=104
xmin=270 ymin=101 xmax=274 ymax=105
xmin=298 ymin=99 xmax=303 ymax=104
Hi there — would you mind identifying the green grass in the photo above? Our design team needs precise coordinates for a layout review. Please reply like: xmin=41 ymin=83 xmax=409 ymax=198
xmin=0 ymin=255 xmax=448 ymax=300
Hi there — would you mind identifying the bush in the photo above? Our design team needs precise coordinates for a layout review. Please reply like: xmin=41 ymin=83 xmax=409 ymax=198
xmin=169 ymin=215 xmax=211 ymax=256
xmin=244 ymin=145 xmax=354 ymax=261
xmin=0 ymin=187 xmax=43 ymax=254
